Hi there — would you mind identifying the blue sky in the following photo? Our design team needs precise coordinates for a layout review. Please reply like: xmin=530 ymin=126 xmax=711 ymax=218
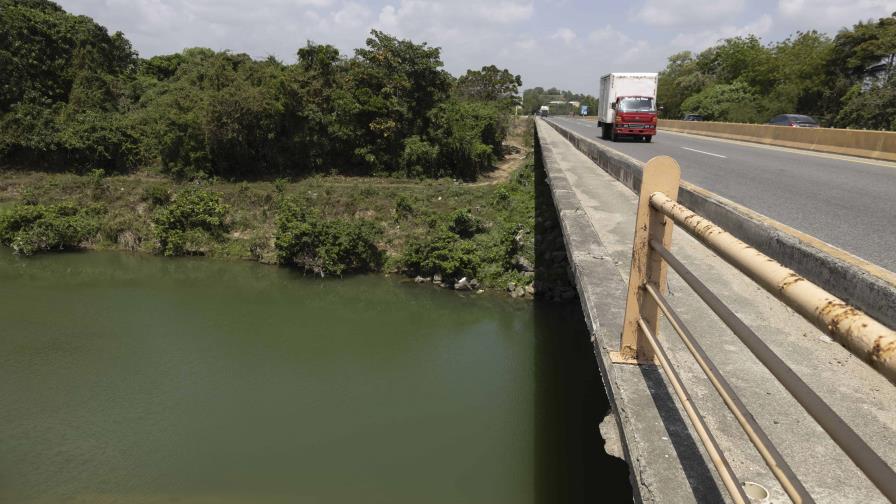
xmin=57 ymin=0 xmax=896 ymax=94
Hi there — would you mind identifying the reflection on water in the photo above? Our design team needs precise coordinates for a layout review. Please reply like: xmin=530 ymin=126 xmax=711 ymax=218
xmin=0 ymin=251 xmax=630 ymax=503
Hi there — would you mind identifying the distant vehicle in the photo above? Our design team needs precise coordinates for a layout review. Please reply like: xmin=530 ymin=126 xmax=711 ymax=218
xmin=683 ymin=114 xmax=704 ymax=121
xmin=768 ymin=114 xmax=819 ymax=128
xmin=597 ymin=73 xmax=658 ymax=142
xmin=539 ymin=105 xmax=549 ymax=117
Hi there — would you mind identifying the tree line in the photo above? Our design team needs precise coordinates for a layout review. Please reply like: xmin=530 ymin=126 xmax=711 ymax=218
xmin=521 ymin=88 xmax=598 ymax=115
xmin=658 ymin=12 xmax=896 ymax=129
xmin=0 ymin=0 xmax=522 ymax=180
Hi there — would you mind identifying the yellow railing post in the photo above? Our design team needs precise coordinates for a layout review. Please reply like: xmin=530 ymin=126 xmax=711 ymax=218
xmin=613 ymin=156 xmax=681 ymax=364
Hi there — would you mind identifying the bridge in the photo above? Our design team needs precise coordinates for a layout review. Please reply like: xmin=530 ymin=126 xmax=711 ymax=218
xmin=535 ymin=118 xmax=896 ymax=503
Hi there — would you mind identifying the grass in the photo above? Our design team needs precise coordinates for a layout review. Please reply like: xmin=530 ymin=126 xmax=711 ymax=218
xmin=0 ymin=118 xmax=536 ymax=291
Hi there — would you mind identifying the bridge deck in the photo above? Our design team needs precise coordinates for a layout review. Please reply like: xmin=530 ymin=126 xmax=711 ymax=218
xmin=536 ymin=119 xmax=896 ymax=503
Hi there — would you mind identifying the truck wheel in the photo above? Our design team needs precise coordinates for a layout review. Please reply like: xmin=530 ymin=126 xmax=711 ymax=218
xmin=610 ymin=126 xmax=617 ymax=142
xmin=600 ymin=123 xmax=609 ymax=140
xmin=644 ymin=136 xmax=652 ymax=143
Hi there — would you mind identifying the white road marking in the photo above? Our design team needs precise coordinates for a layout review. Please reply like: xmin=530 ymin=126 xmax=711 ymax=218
xmin=662 ymin=129 xmax=896 ymax=170
xmin=681 ymin=146 xmax=727 ymax=158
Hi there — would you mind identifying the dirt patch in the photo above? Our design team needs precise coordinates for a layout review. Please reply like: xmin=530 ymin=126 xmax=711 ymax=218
xmin=474 ymin=141 xmax=529 ymax=185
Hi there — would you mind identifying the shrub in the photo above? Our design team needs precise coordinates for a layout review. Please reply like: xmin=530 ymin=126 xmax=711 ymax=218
xmin=493 ymin=186 xmax=511 ymax=206
xmin=0 ymin=202 xmax=98 ymax=255
xmin=275 ymin=198 xmax=383 ymax=276
xmin=152 ymin=187 xmax=229 ymax=256
xmin=447 ymin=208 xmax=484 ymax=238
xmin=427 ymin=100 xmax=501 ymax=181
xmin=273 ymin=178 xmax=288 ymax=193
xmin=401 ymin=229 xmax=478 ymax=280
xmin=395 ymin=195 xmax=416 ymax=218
xmin=399 ymin=136 xmax=439 ymax=177
xmin=141 ymin=184 xmax=172 ymax=206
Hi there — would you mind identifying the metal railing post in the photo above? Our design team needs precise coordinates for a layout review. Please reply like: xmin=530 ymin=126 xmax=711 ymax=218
xmin=614 ymin=156 xmax=681 ymax=364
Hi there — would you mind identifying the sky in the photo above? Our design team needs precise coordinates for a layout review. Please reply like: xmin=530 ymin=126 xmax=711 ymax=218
xmin=56 ymin=0 xmax=896 ymax=94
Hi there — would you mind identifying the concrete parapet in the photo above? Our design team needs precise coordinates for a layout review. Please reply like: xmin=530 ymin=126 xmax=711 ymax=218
xmin=535 ymin=117 xmax=896 ymax=503
xmin=659 ymin=120 xmax=896 ymax=162
xmin=546 ymin=119 xmax=896 ymax=333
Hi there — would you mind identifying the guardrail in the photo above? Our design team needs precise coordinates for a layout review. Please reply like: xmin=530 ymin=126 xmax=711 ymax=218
xmin=659 ymin=119 xmax=896 ymax=162
xmin=616 ymin=156 xmax=896 ymax=503
xmin=544 ymin=118 xmax=896 ymax=334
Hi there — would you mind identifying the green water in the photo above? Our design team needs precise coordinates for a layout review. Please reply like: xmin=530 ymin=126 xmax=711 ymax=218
xmin=0 ymin=251 xmax=627 ymax=503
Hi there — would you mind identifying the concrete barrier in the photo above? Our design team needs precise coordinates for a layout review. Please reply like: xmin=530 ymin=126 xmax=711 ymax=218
xmin=546 ymin=119 xmax=896 ymax=332
xmin=659 ymin=120 xmax=896 ymax=162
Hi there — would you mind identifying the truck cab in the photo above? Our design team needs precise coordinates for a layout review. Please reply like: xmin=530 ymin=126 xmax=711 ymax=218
xmin=609 ymin=96 xmax=657 ymax=142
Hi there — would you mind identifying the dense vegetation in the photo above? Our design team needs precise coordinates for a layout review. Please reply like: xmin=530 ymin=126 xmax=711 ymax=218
xmin=657 ymin=12 xmax=896 ymax=129
xmin=0 ymin=0 xmax=520 ymax=180
xmin=0 ymin=131 xmax=536 ymax=287
xmin=0 ymin=0 xmax=538 ymax=294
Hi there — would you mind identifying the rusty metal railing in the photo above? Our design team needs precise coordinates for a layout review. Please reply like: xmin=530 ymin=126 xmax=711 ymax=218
xmin=613 ymin=156 xmax=896 ymax=503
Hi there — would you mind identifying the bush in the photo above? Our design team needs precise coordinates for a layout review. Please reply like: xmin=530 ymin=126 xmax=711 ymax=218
xmin=0 ymin=202 xmax=98 ymax=255
xmin=679 ymin=81 xmax=764 ymax=123
xmin=427 ymin=100 xmax=505 ymax=180
xmin=401 ymin=229 xmax=479 ymax=280
xmin=0 ymin=101 xmax=140 ymax=172
xmin=275 ymin=198 xmax=383 ymax=276
xmin=141 ymin=184 xmax=172 ymax=206
xmin=152 ymin=187 xmax=229 ymax=256
xmin=399 ymin=136 xmax=439 ymax=177
xmin=447 ymin=208 xmax=484 ymax=238
xmin=395 ymin=194 xmax=416 ymax=218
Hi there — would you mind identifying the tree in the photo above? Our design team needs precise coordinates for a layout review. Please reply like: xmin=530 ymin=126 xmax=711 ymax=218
xmin=1 ymin=3 xmax=518 ymax=179
xmin=0 ymin=0 xmax=136 ymax=113
xmin=454 ymin=65 xmax=522 ymax=106
xmin=680 ymin=81 xmax=763 ymax=122
xmin=344 ymin=30 xmax=453 ymax=173
xmin=658 ymin=51 xmax=710 ymax=118
xmin=0 ymin=0 xmax=139 ymax=170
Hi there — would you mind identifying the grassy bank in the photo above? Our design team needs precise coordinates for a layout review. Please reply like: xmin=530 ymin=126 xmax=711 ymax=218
xmin=0 ymin=119 xmax=536 ymax=294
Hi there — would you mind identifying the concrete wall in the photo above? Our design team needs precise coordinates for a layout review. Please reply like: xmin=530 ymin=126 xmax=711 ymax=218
xmin=660 ymin=120 xmax=896 ymax=161
xmin=545 ymin=119 xmax=896 ymax=332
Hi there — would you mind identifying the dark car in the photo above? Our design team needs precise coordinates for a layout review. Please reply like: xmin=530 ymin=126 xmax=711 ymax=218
xmin=683 ymin=114 xmax=704 ymax=121
xmin=768 ymin=114 xmax=819 ymax=128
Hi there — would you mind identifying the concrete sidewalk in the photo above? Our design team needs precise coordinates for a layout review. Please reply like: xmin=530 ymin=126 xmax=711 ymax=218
xmin=536 ymin=119 xmax=896 ymax=503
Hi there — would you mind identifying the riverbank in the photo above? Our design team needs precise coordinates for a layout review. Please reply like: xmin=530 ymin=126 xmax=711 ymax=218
xmin=0 ymin=119 xmax=539 ymax=296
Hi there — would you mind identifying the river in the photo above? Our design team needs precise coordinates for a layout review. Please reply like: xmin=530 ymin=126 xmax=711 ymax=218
xmin=0 ymin=250 xmax=630 ymax=503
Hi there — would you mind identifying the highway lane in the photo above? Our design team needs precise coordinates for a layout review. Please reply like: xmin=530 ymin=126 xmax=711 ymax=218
xmin=547 ymin=116 xmax=896 ymax=272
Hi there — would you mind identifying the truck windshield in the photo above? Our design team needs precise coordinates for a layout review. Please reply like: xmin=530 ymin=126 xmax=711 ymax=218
xmin=619 ymin=98 xmax=655 ymax=112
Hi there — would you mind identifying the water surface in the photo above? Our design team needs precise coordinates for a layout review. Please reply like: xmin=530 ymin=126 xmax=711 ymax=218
xmin=0 ymin=251 xmax=627 ymax=503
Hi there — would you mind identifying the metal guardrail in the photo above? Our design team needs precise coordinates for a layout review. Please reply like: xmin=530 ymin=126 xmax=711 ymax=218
xmin=544 ymin=118 xmax=896 ymax=331
xmin=612 ymin=156 xmax=896 ymax=503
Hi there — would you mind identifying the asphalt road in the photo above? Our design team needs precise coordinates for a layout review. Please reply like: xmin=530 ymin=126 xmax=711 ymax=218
xmin=547 ymin=116 xmax=896 ymax=272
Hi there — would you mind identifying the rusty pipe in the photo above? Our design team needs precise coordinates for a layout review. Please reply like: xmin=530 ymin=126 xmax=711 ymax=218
xmin=636 ymin=318 xmax=750 ymax=504
xmin=649 ymin=192 xmax=896 ymax=385
xmin=650 ymin=239 xmax=896 ymax=501
xmin=644 ymin=283 xmax=814 ymax=504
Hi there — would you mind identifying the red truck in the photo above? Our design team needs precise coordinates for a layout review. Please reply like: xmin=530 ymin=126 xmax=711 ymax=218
xmin=597 ymin=73 xmax=659 ymax=142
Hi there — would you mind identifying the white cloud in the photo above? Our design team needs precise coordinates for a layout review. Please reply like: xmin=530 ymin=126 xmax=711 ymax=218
xmin=51 ymin=0 xmax=896 ymax=96
xmin=374 ymin=0 xmax=533 ymax=35
xmin=670 ymin=14 xmax=774 ymax=51
xmin=778 ymin=0 xmax=896 ymax=30
xmin=587 ymin=25 xmax=630 ymax=44
xmin=551 ymin=28 xmax=577 ymax=45
xmin=634 ymin=0 xmax=745 ymax=27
